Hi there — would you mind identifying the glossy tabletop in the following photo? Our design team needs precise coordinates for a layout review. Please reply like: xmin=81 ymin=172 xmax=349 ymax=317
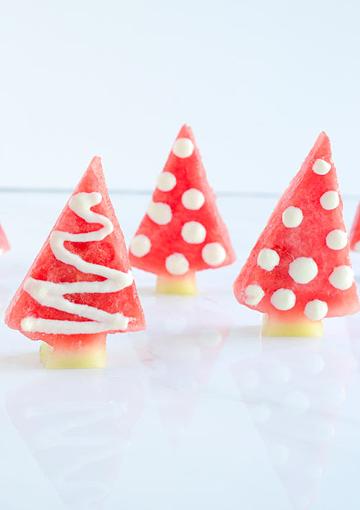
xmin=0 ymin=191 xmax=360 ymax=510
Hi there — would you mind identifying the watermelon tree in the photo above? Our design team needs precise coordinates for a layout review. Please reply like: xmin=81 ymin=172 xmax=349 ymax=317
xmin=5 ymin=157 xmax=145 ymax=368
xmin=129 ymin=124 xmax=235 ymax=295
xmin=234 ymin=132 xmax=359 ymax=337
xmin=350 ymin=204 xmax=360 ymax=252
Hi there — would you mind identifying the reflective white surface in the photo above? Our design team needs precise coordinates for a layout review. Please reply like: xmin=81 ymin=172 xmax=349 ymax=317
xmin=1 ymin=193 xmax=360 ymax=510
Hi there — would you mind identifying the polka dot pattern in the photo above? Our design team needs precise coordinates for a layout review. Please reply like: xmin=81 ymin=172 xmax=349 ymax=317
xmin=288 ymin=257 xmax=318 ymax=284
xmin=147 ymin=201 xmax=172 ymax=225
xmin=320 ymin=191 xmax=339 ymax=210
xmin=157 ymin=171 xmax=176 ymax=192
xmin=244 ymin=285 xmax=265 ymax=306
xmin=329 ymin=265 xmax=354 ymax=290
xmin=239 ymin=142 xmax=354 ymax=318
xmin=172 ymin=138 xmax=194 ymax=158
xmin=312 ymin=159 xmax=331 ymax=175
xmin=202 ymin=242 xmax=226 ymax=266
xmin=130 ymin=235 xmax=151 ymax=257
xmin=182 ymin=188 xmax=205 ymax=210
xmin=257 ymin=248 xmax=280 ymax=271
xmin=326 ymin=230 xmax=347 ymax=250
xmin=181 ymin=221 xmax=206 ymax=244
xmin=271 ymin=289 xmax=296 ymax=311
xmin=165 ymin=253 xmax=189 ymax=275
xmin=304 ymin=300 xmax=328 ymax=321
xmin=282 ymin=206 xmax=303 ymax=228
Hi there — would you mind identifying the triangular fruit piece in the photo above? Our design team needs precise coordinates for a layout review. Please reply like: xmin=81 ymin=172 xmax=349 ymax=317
xmin=234 ymin=132 xmax=359 ymax=337
xmin=5 ymin=157 xmax=145 ymax=367
xmin=129 ymin=124 xmax=236 ymax=295
xmin=350 ymin=204 xmax=360 ymax=252
xmin=0 ymin=224 xmax=10 ymax=254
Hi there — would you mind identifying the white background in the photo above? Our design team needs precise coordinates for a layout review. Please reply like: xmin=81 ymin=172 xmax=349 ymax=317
xmin=1 ymin=0 xmax=360 ymax=194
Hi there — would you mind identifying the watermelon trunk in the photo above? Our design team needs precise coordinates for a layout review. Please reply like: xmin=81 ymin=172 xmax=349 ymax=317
xmin=39 ymin=334 xmax=107 ymax=369
xmin=156 ymin=273 xmax=197 ymax=295
xmin=262 ymin=315 xmax=323 ymax=338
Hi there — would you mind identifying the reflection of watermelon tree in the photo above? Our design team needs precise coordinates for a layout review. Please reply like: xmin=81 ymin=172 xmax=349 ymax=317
xmin=5 ymin=157 xmax=145 ymax=368
xmin=234 ymin=133 xmax=359 ymax=337
xmin=138 ymin=329 xmax=226 ymax=442
xmin=129 ymin=124 xmax=235 ymax=295
xmin=231 ymin=338 xmax=355 ymax=510
xmin=7 ymin=372 xmax=145 ymax=509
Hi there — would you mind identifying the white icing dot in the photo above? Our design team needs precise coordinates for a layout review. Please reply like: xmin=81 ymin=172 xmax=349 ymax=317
xmin=147 ymin=201 xmax=172 ymax=225
xmin=355 ymin=241 xmax=360 ymax=252
xmin=312 ymin=159 xmax=331 ymax=175
xmin=244 ymin=284 xmax=265 ymax=306
xmin=181 ymin=221 xmax=206 ymax=244
xmin=304 ymin=300 xmax=328 ymax=321
xmin=288 ymin=257 xmax=318 ymax=284
xmin=181 ymin=188 xmax=205 ymax=210
xmin=282 ymin=206 xmax=303 ymax=228
xmin=157 ymin=171 xmax=176 ymax=192
xmin=271 ymin=289 xmax=296 ymax=311
xmin=172 ymin=137 xmax=194 ymax=158
xmin=130 ymin=234 xmax=151 ymax=257
xmin=202 ymin=242 xmax=226 ymax=266
xmin=320 ymin=190 xmax=340 ymax=210
xmin=329 ymin=265 xmax=354 ymax=290
xmin=165 ymin=253 xmax=189 ymax=275
xmin=326 ymin=230 xmax=348 ymax=250
xmin=257 ymin=248 xmax=280 ymax=271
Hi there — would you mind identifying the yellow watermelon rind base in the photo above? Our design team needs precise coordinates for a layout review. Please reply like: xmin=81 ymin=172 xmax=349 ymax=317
xmin=156 ymin=274 xmax=197 ymax=296
xmin=39 ymin=341 xmax=107 ymax=369
xmin=261 ymin=316 xmax=323 ymax=338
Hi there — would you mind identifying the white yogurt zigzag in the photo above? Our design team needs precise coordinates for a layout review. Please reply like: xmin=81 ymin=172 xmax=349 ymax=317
xmin=21 ymin=192 xmax=134 ymax=334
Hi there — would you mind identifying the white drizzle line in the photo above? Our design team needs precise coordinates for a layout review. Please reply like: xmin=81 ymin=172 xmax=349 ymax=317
xmin=21 ymin=192 xmax=134 ymax=335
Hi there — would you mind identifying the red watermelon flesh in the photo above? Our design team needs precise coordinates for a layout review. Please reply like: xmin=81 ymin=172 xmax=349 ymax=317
xmin=129 ymin=124 xmax=235 ymax=277
xmin=0 ymin=224 xmax=10 ymax=253
xmin=350 ymin=204 xmax=360 ymax=252
xmin=234 ymin=132 xmax=359 ymax=322
xmin=5 ymin=157 xmax=145 ymax=349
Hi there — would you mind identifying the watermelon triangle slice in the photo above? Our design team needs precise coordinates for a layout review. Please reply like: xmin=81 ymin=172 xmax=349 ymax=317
xmin=0 ymin=224 xmax=10 ymax=254
xmin=129 ymin=124 xmax=236 ymax=294
xmin=5 ymin=157 xmax=145 ymax=367
xmin=350 ymin=203 xmax=360 ymax=252
xmin=234 ymin=132 xmax=359 ymax=337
